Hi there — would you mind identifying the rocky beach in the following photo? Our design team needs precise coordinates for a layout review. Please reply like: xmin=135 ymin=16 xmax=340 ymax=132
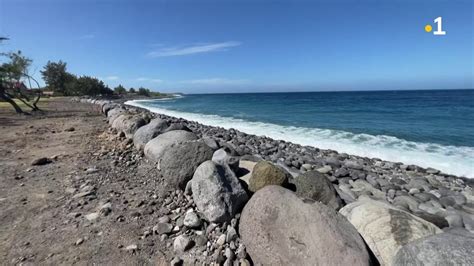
xmin=1 ymin=97 xmax=473 ymax=265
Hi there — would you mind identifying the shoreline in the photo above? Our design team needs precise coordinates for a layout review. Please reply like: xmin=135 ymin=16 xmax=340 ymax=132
xmin=125 ymin=99 xmax=473 ymax=179
xmin=84 ymin=97 xmax=474 ymax=265
xmin=3 ymin=97 xmax=470 ymax=265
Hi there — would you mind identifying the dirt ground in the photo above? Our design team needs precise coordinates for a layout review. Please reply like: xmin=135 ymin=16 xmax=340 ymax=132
xmin=0 ymin=98 xmax=174 ymax=265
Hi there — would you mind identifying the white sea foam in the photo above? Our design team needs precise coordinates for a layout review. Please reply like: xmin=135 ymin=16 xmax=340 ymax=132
xmin=126 ymin=100 xmax=474 ymax=178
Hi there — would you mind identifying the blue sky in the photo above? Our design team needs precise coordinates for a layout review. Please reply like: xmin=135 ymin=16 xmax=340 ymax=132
xmin=0 ymin=0 xmax=472 ymax=93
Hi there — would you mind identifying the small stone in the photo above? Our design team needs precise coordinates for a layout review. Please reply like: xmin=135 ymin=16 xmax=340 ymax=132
xmin=216 ymin=234 xmax=226 ymax=246
xmin=173 ymin=235 xmax=193 ymax=253
xmin=316 ymin=165 xmax=332 ymax=174
xmin=226 ymin=226 xmax=237 ymax=242
xmin=155 ymin=223 xmax=173 ymax=234
xmin=125 ymin=244 xmax=138 ymax=252
xmin=158 ymin=215 xmax=170 ymax=223
xmin=75 ymin=238 xmax=84 ymax=245
xmin=85 ymin=167 xmax=99 ymax=174
xmin=236 ymin=244 xmax=247 ymax=259
xmin=194 ymin=235 xmax=207 ymax=246
xmin=183 ymin=211 xmax=202 ymax=228
xmin=31 ymin=157 xmax=52 ymax=166
xmin=84 ymin=212 xmax=99 ymax=221
xmin=170 ymin=257 xmax=183 ymax=266
xmin=64 ymin=127 xmax=75 ymax=132
xmin=99 ymin=202 xmax=112 ymax=216
xmin=239 ymin=258 xmax=251 ymax=266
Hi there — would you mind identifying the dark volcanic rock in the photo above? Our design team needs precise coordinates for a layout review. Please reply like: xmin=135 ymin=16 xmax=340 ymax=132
xmin=31 ymin=157 xmax=52 ymax=166
xmin=292 ymin=171 xmax=342 ymax=210
xmin=159 ymin=141 xmax=213 ymax=189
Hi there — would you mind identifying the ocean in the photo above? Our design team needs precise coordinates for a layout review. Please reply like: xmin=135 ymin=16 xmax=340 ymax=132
xmin=126 ymin=89 xmax=474 ymax=178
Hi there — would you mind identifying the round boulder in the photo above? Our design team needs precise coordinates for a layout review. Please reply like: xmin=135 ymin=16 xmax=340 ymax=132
xmin=292 ymin=171 xmax=342 ymax=210
xmin=107 ymin=107 xmax=126 ymax=125
xmin=239 ymin=185 xmax=371 ymax=265
xmin=249 ymin=161 xmax=288 ymax=192
xmin=133 ymin=118 xmax=169 ymax=150
xmin=191 ymin=161 xmax=248 ymax=223
xmin=102 ymin=103 xmax=118 ymax=116
xmin=144 ymin=130 xmax=197 ymax=163
xmin=392 ymin=232 xmax=474 ymax=265
xmin=111 ymin=114 xmax=148 ymax=139
xmin=339 ymin=196 xmax=442 ymax=265
xmin=159 ymin=141 xmax=213 ymax=189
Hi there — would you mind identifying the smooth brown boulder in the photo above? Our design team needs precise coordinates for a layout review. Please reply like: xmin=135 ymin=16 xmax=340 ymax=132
xmin=248 ymin=161 xmax=288 ymax=192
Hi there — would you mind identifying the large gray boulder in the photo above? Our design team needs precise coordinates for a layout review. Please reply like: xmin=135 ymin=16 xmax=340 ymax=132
xmin=339 ymin=197 xmax=442 ymax=265
xmin=111 ymin=114 xmax=147 ymax=139
xmin=133 ymin=118 xmax=169 ymax=150
xmin=144 ymin=130 xmax=197 ymax=163
xmin=107 ymin=107 xmax=127 ymax=125
xmin=159 ymin=141 xmax=213 ymax=189
xmin=212 ymin=148 xmax=239 ymax=172
xmin=392 ymin=232 xmax=474 ymax=265
xmin=239 ymin=186 xmax=371 ymax=266
xmin=292 ymin=171 xmax=342 ymax=210
xmin=102 ymin=103 xmax=118 ymax=116
xmin=191 ymin=161 xmax=248 ymax=223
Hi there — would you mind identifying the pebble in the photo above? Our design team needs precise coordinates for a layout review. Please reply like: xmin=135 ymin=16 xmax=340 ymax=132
xmin=173 ymin=235 xmax=193 ymax=253
xmin=125 ymin=244 xmax=138 ymax=252
xmin=154 ymin=223 xmax=173 ymax=234
xmin=216 ymin=234 xmax=226 ymax=246
xmin=183 ymin=211 xmax=201 ymax=228
xmin=316 ymin=165 xmax=332 ymax=174
xmin=170 ymin=257 xmax=183 ymax=266
xmin=226 ymin=226 xmax=237 ymax=242
xmin=99 ymin=202 xmax=112 ymax=215
xmin=84 ymin=212 xmax=99 ymax=221
xmin=31 ymin=157 xmax=52 ymax=166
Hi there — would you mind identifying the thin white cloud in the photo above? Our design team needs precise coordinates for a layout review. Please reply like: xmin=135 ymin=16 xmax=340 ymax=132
xmin=99 ymin=76 xmax=119 ymax=81
xmin=181 ymin=78 xmax=250 ymax=85
xmin=78 ymin=34 xmax=95 ymax=40
xmin=147 ymin=41 xmax=241 ymax=57
xmin=136 ymin=77 xmax=163 ymax=83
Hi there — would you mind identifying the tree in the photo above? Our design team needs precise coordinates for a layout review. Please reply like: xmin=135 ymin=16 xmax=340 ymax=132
xmin=0 ymin=42 xmax=43 ymax=114
xmin=74 ymin=76 xmax=113 ymax=96
xmin=137 ymin=87 xmax=150 ymax=96
xmin=114 ymin=84 xmax=127 ymax=94
xmin=129 ymin=87 xmax=136 ymax=93
xmin=41 ymin=60 xmax=70 ymax=95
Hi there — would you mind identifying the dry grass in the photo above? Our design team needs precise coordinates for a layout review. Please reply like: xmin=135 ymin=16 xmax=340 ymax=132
xmin=0 ymin=97 xmax=60 ymax=110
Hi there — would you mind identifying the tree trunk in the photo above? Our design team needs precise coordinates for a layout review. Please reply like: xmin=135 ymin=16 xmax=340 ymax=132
xmin=0 ymin=88 xmax=24 ymax=114
xmin=27 ymin=75 xmax=42 ymax=111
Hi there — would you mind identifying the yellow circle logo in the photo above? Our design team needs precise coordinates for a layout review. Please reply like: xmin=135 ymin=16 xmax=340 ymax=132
xmin=425 ymin=24 xmax=432 ymax=32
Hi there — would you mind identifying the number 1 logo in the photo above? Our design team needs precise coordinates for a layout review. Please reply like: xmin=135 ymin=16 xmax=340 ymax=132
xmin=426 ymin=17 xmax=446 ymax=35
xmin=433 ymin=17 xmax=446 ymax=35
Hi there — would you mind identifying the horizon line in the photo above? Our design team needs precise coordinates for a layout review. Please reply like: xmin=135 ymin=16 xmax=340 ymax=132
xmin=171 ymin=87 xmax=474 ymax=95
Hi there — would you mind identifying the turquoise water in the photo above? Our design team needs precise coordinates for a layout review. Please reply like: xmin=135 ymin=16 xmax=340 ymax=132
xmin=127 ymin=89 xmax=474 ymax=177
